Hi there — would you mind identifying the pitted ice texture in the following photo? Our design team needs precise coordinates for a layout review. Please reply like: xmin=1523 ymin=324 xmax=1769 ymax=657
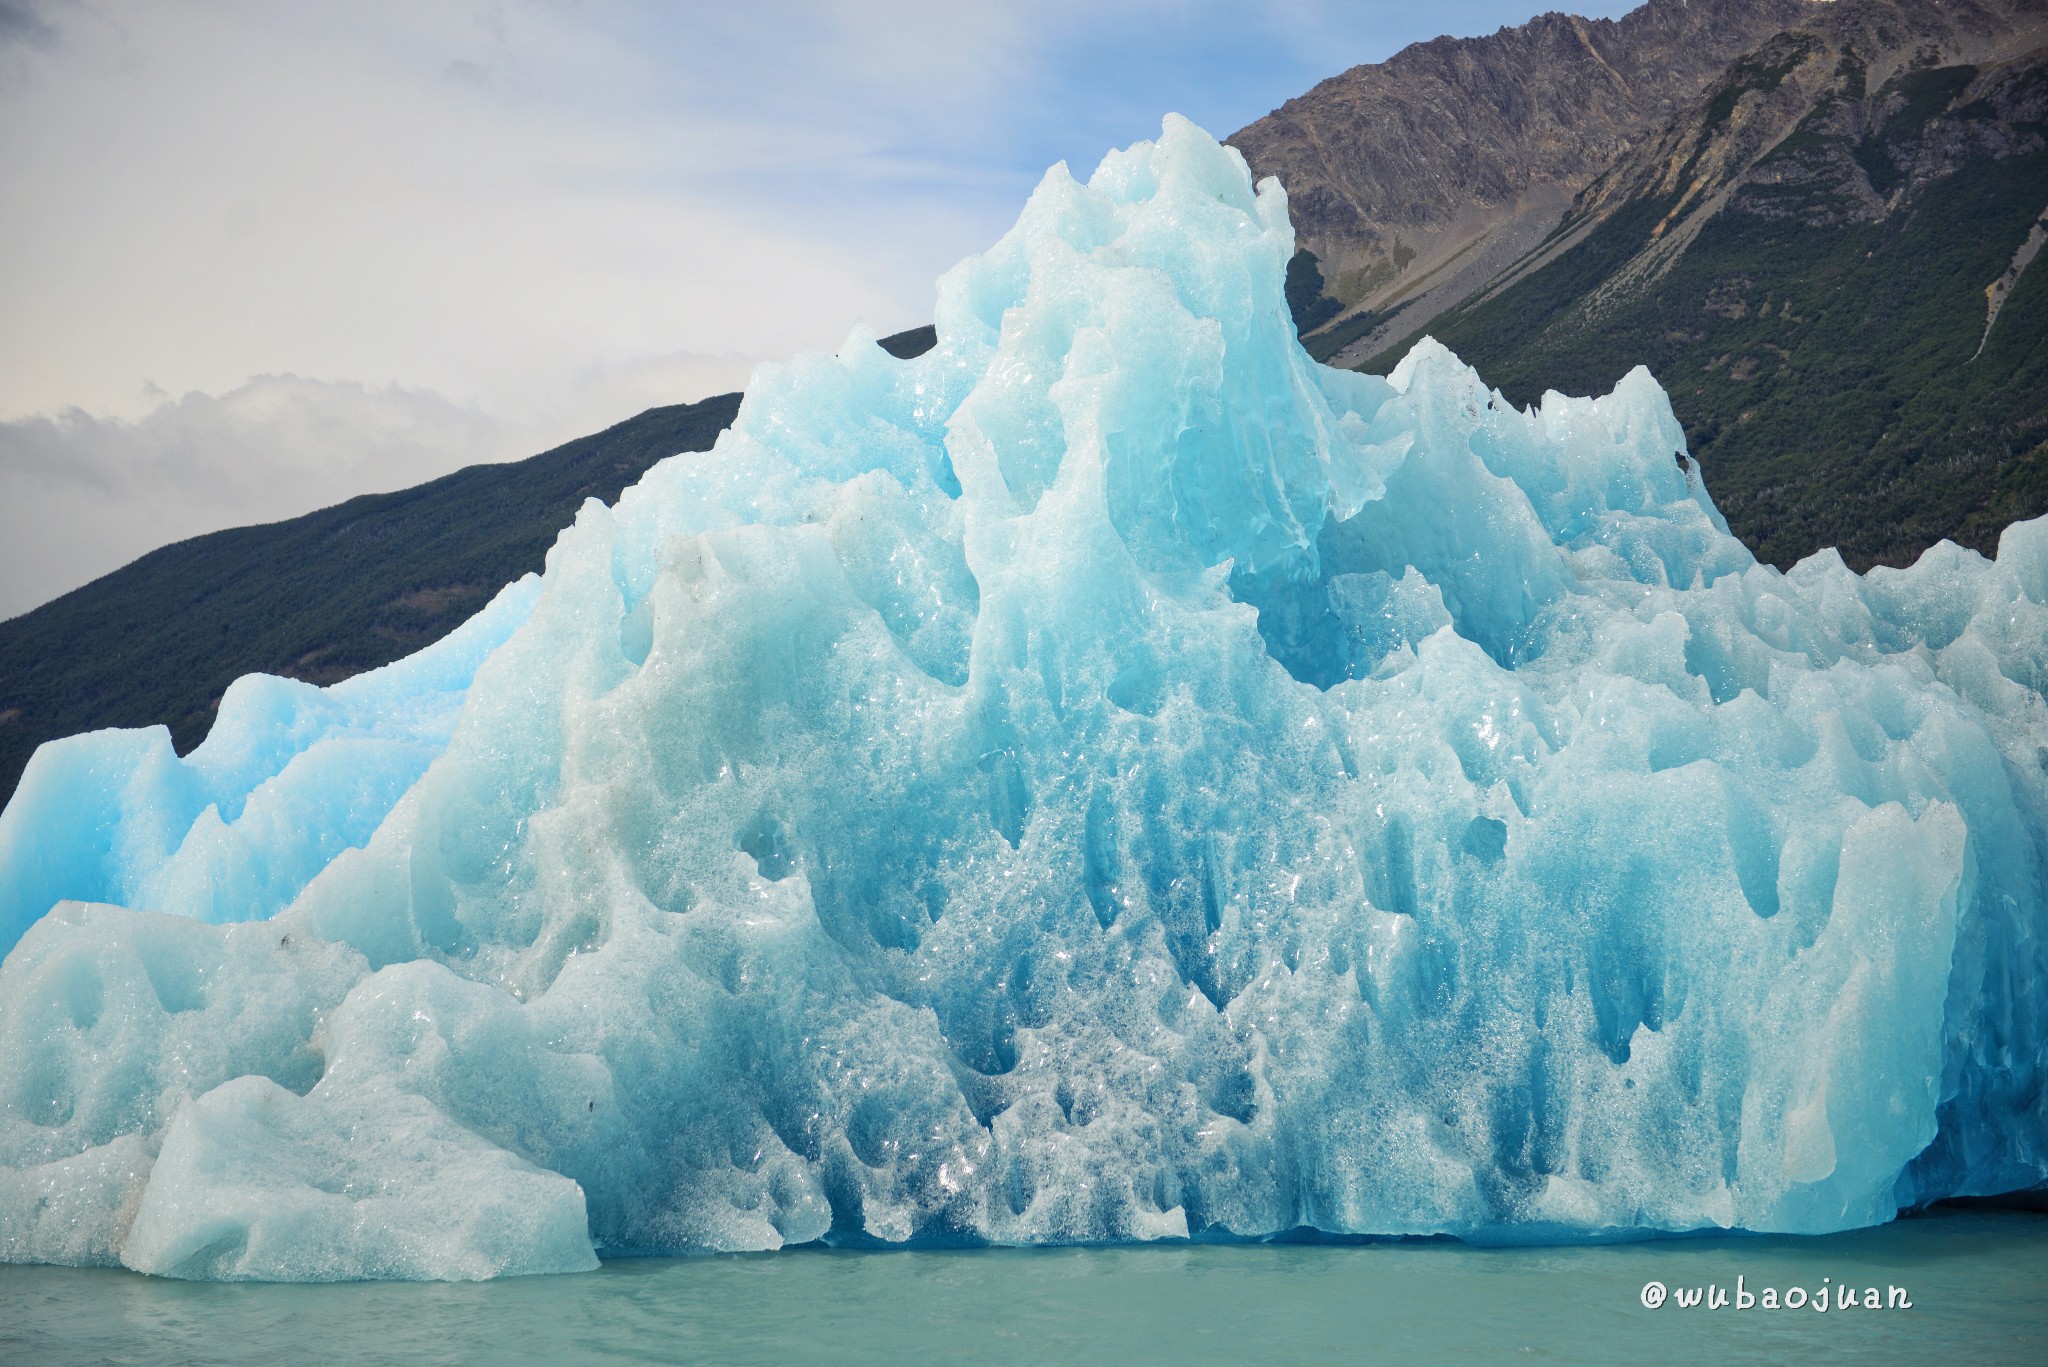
xmin=2 ymin=116 xmax=2044 ymax=1280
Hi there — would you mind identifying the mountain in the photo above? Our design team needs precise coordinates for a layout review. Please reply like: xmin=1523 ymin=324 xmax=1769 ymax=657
xmin=1359 ymin=0 xmax=2048 ymax=570
xmin=0 ymin=393 xmax=734 ymax=809
xmin=0 ymin=328 xmax=943 ymax=811
xmin=1229 ymin=0 xmax=1821 ymax=361
xmin=9 ymin=0 xmax=2048 ymax=806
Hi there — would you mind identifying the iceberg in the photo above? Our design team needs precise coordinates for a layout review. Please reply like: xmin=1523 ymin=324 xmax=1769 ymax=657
xmin=2 ymin=116 xmax=2046 ymax=1281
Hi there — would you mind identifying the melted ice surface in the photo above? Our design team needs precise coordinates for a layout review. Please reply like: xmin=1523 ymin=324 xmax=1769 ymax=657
xmin=3 ymin=118 xmax=2046 ymax=1280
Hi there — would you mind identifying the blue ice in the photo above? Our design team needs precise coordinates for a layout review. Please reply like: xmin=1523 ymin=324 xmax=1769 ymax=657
xmin=2 ymin=117 xmax=2045 ymax=1280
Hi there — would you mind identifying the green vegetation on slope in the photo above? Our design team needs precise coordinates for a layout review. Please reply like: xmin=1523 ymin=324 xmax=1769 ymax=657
xmin=0 ymin=393 xmax=741 ymax=808
xmin=1285 ymin=250 xmax=1344 ymax=337
xmin=1285 ymin=248 xmax=1414 ymax=363
xmin=1362 ymin=66 xmax=2048 ymax=572
xmin=878 ymin=325 xmax=937 ymax=359
xmin=0 ymin=326 xmax=947 ymax=810
xmin=1302 ymin=298 xmax=1415 ymax=364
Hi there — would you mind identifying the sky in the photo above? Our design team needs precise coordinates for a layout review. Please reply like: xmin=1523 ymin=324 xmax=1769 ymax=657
xmin=0 ymin=0 xmax=1641 ymax=619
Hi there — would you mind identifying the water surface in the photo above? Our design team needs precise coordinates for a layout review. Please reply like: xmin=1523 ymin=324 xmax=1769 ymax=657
xmin=3 ymin=1208 xmax=2042 ymax=1365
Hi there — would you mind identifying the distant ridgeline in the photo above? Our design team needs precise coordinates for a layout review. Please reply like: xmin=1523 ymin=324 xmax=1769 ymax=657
xmin=0 ymin=331 xmax=939 ymax=811
xmin=7 ymin=4 xmax=2046 ymax=808
xmin=1257 ymin=0 xmax=2048 ymax=574
xmin=0 ymin=394 xmax=738 ymax=811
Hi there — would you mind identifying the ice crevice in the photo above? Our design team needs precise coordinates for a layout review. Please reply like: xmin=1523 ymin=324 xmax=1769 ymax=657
xmin=1 ymin=116 xmax=2046 ymax=1280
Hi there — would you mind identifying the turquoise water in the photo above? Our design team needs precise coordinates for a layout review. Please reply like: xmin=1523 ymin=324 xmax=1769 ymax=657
xmin=3 ymin=1208 xmax=2043 ymax=1365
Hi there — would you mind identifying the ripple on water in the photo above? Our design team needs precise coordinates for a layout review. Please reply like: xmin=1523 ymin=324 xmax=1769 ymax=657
xmin=1 ymin=1208 xmax=2044 ymax=1366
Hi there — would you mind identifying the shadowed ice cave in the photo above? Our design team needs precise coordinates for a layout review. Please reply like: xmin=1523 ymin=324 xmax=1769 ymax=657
xmin=2 ymin=117 xmax=2046 ymax=1281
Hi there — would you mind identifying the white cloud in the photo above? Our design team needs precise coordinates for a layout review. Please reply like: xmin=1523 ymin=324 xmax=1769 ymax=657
xmin=0 ymin=374 xmax=536 ymax=617
xmin=0 ymin=0 xmax=1647 ymax=617
xmin=0 ymin=1 xmax=937 ymax=424
xmin=0 ymin=0 xmax=954 ymax=614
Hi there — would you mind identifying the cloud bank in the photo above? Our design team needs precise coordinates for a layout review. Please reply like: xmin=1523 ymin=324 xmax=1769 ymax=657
xmin=0 ymin=0 xmax=1639 ymax=617
xmin=0 ymin=376 xmax=520 ymax=618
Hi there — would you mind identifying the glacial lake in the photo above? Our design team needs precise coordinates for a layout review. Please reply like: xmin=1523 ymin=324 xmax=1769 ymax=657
xmin=3 ymin=1207 xmax=2043 ymax=1365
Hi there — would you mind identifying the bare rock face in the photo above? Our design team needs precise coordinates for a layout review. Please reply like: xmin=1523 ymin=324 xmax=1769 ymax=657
xmin=1227 ymin=0 xmax=1817 ymax=330
xmin=1568 ymin=0 xmax=2048 ymax=241
xmin=1465 ymin=0 xmax=2048 ymax=342
xmin=1369 ymin=0 xmax=2048 ymax=575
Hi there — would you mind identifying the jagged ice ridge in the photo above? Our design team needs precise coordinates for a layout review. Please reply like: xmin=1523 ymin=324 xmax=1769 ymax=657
xmin=2 ymin=118 xmax=2046 ymax=1281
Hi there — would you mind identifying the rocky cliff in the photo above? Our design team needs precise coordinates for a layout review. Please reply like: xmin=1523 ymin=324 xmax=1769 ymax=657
xmin=1374 ymin=0 xmax=2048 ymax=570
xmin=1228 ymin=0 xmax=1818 ymax=356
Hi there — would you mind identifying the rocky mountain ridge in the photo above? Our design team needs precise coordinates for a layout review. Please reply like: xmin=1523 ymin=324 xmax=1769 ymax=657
xmin=1228 ymin=0 xmax=1819 ymax=357
xmin=1494 ymin=0 xmax=2048 ymax=320
xmin=1371 ymin=0 xmax=2048 ymax=569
